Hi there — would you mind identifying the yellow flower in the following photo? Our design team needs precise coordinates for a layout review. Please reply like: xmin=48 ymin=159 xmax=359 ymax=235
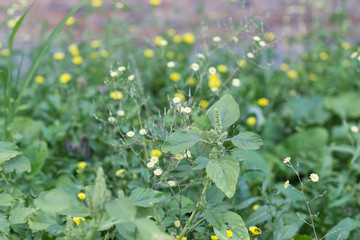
xmin=76 ymin=161 xmax=87 ymax=169
xmin=91 ymin=0 xmax=103 ymax=7
xmin=186 ymin=77 xmax=196 ymax=86
xmin=200 ymin=100 xmax=209 ymax=109
xmin=68 ymin=44 xmax=79 ymax=56
xmin=72 ymin=56 xmax=83 ymax=65
xmin=246 ymin=116 xmax=256 ymax=126
xmin=287 ymin=70 xmax=298 ymax=79
xmin=115 ymin=169 xmax=126 ymax=177
xmin=53 ymin=52 xmax=65 ymax=60
xmin=7 ymin=19 xmax=17 ymax=28
xmin=166 ymin=51 xmax=175 ymax=59
xmin=252 ymin=204 xmax=260 ymax=211
xmin=264 ymin=32 xmax=275 ymax=41
xmin=90 ymin=40 xmax=101 ymax=49
xmin=308 ymin=73 xmax=317 ymax=81
xmin=77 ymin=192 xmax=86 ymax=200
xmin=59 ymin=73 xmax=72 ymax=84
xmin=34 ymin=75 xmax=44 ymax=84
xmin=154 ymin=36 xmax=164 ymax=46
xmin=226 ymin=230 xmax=232 ymax=238
xmin=151 ymin=149 xmax=162 ymax=157
xmin=170 ymin=72 xmax=181 ymax=82
xmin=208 ymin=74 xmax=221 ymax=88
xmin=173 ymin=35 xmax=182 ymax=43
xmin=182 ymin=32 xmax=195 ymax=44
xmin=174 ymin=92 xmax=185 ymax=100
xmin=284 ymin=180 xmax=290 ymax=188
xmin=257 ymin=98 xmax=269 ymax=107
xmin=65 ymin=16 xmax=75 ymax=26
xmin=237 ymin=59 xmax=246 ymax=68
xmin=100 ymin=50 xmax=109 ymax=58
xmin=217 ymin=64 xmax=228 ymax=73
xmin=149 ymin=0 xmax=161 ymax=6
xmin=90 ymin=51 xmax=98 ymax=59
xmin=144 ymin=49 xmax=154 ymax=58
xmin=319 ymin=52 xmax=329 ymax=61
xmin=110 ymin=91 xmax=123 ymax=100
xmin=341 ymin=42 xmax=351 ymax=50
xmin=0 ymin=42 xmax=2 ymax=49
xmin=280 ymin=63 xmax=289 ymax=72
xmin=249 ymin=226 xmax=262 ymax=235
xmin=73 ymin=217 xmax=85 ymax=226
xmin=211 ymin=235 xmax=219 ymax=240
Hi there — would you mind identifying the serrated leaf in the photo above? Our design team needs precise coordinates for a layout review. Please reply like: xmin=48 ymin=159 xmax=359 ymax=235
xmin=231 ymin=132 xmax=263 ymax=150
xmin=106 ymin=197 xmax=136 ymax=222
xmin=0 ymin=213 xmax=9 ymax=235
xmin=0 ymin=150 xmax=20 ymax=164
xmin=214 ymin=211 xmax=249 ymax=240
xmin=0 ymin=193 xmax=14 ymax=207
xmin=9 ymin=207 xmax=36 ymax=225
xmin=4 ymin=155 xmax=31 ymax=174
xmin=130 ymin=188 xmax=166 ymax=207
xmin=206 ymin=156 xmax=239 ymax=198
xmin=28 ymin=210 xmax=57 ymax=231
xmin=162 ymin=131 xmax=202 ymax=154
xmin=209 ymin=94 xmax=240 ymax=132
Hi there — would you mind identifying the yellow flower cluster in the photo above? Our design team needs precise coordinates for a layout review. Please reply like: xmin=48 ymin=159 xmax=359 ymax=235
xmin=208 ymin=73 xmax=221 ymax=89
xmin=110 ymin=91 xmax=123 ymax=100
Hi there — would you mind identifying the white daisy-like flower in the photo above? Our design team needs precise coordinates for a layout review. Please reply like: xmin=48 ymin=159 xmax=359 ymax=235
xmin=160 ymin=39 xmax=168 ymax=46
xmin=259 ymin=41 xmax=266 ymax=47
xmin=168 ymin=180 xmax=176 ymax=187
xmin=139 ymin=129 xmax=147 ymax=135
xmin=208 ymin=67 xmax=217 ymax=75
xmin=182 ymin=107 xmax=192 ymax=114
xmin=118 ymin=66 xmax=126 ymax=72
xmin=247 ymin=52 xmax=255 ymax=59
xmin=283 ymin=157 xmax=291 ymax=164
xmin=191 ymin=63 xmax=199 ymax=71
xmin=358 ymin=56 xmax=360 ymax=62
xmin=110 ymin=71 xmax=118 ymax=77
xmin=150 ymin=156 xmax=159 ymax=164
xmin=173 ymin=97 xmax=181 ymax=104
xmin=253 ymin=36 xmax=261 ymax=41
xmin=117 ymin=109 xmax=125 ymax=116
xmin=185 ymin=150 xmax=191 ymax=158
xmin=213 ymin=36 xmax=221 ymax=42
xmin=175 ymin=154 xmax=183 ymax=160
xmin=350 ymin=52 xmax=358 ymax=59
xmin=153 ymin=168 xmax=162 ymax=176
xmin=174 ymin=220 xmax=181 ymax=227
xmin=350 ymin=126 xmax=359 ymax=133
xmin=126 ymin=131 xmax=135 ymax=137
xmin=167 ymin=61 xmax=175 ymax=68
xmin=108 ymin=116 xmax=116 ymax=123
xmin=284 ymin=180 xmax=290 ymax=189
xmin=147 ymin=162 xmax=155 ymax=168
xmin=197 ymin=53 xmax=205 ymax=59
xmin=211 ymin=87 xmax=218 ymax=92
xmin=232 ymin=78 xmax=241 ymax=87
xmin=128 ymin=74 xmax=135 ymax=81
xmin=310 ymin=173 xmax=319 ymax=182
xmin=232 ymin=36 xmax=239 ymax=43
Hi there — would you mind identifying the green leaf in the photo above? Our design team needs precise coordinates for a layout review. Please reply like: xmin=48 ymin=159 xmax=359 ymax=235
xmin=209 ymin=94 xmax=240 ymax=132
xmin=324 ymin=92 xmax=360 ymax=118
xmin=206 ymin=156 xmax=239 ymax=198
xmin=192 ymin=156 xmax=209 ymax=170
xmin=162 ymin=131 xmax=202 ymax=154
xmin=204 ymin=209 xmax=223 ymax=229
xmin=24 ymin=140 xmax=48 ymax=177
xmin=0 ymin=213 xmax=9 ymax=235
xmin=28 ymin=210 xmax=57 ymax=231
xmin=4 ymin=155 xmax=31 ymax=174
xmin=0 ymin=150 xmax=20 ymax=164
xmin=134 ymin=218 xmax=171 ymax=240
xmin=106 ymin=197 xmax=136 ymax=222
xmin=0 ymin=193 xmax=14 ymax=207
xmin=231 ymin=132 xmax=263 ymax=150
xmin=9 ymin=207 xmax=36 ymax=225
xmin=325 ymin=218 xmax=360 ymax=240
xmin=130 ymin=188 xmax=167 ymax=207
xmin=214 ymin=211 xmax=250 ymax=240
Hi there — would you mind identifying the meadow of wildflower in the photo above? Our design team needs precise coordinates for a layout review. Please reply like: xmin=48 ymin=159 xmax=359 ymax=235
xmin=1 ymin=0 xmax=360 ymax=239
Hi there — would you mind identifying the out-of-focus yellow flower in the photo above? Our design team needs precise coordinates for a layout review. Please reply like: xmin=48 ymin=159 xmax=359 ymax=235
xmin=182 ymin=32 xmax=195 ymax=44
xmin=65 ymin=16 xmax=75 ymax=26
xmin=186 ymin=77 xmax=196 ymax=85
xmin=7 ymin=19 xmax=17 ymax=28
xmin=308 ymin=73 xmax=317 ymax=81
xmin=174 ymin=92 xmax=185 ymax=100
xmin=91 ymin=0 xmax=102 ymax=7
xmin=115 ymin=169 xmax=126 ymax=177
xmin=287 ymin=70 xmax=298 ymax=79
xmin=173 ymin=35 xmax=182 ymax=43
xmin=154 ymin=36 xmax=164 ymax=46
xmin=341 ymin=42 xmax=351 ymax=50
xmin=90 ymin=40 xmax=101 ymax=49
xmin=110 ymin=91 xmax=123 ymax=100
xmin=34 ymin=75 xmax=44 ymax=84
xmin=319 ymin=52 xmax=329 ymax=61
xmin=252 ymin=204 xmax=260 ymax=211
xmin=200 ymin=100 xmax=209 ymax=109
xmin=167 ymin=29 xmax=176 ymax=37
xmin=208 ymin=73 xmax=221 ymax=88
xmin=77 ymin=192 xmax=86 ymax=200
xmin=210 ymin=235 xmax=218 ymax=240
xmin=170 ymin=72 xmax=181 ymax=82
xmin=53 ymin=52 xmax=65 ymax=60
xmin=59 ymin=73 xmax=72 ymax=84
xmin=151 ymin=149 xmax=162 ymax=157
xmin=264 ymin=32 xmax=275 ymax=41
xmin=166 ymin=51 xmax=175 ymax=59
xmin=1 ymin=49 xmax=10 ymax=57
xmin=246 ymin=116 xmax=256 ymax=126
xmin=100 ymin=50 xmax=109 ymax=58
xmin=237 ymin=59 xmax=246 ymax=68
xmin=68 ymin=44 xmax=79 ymax=56
xmin=144 ymin=49 xmax=154 ymax=58
xmin=280 ymin=63 xmax=289 ymax=72
xmin=76 ymin=161 xmax=87 ymax=169
xmin=249 ymin=226 xmax=262 ymax=235
xmin=217 ymin=64 xmax=228 ymax=73
xmin=257 ymin=98 xmax=269 ymax=107
xmin=0 ymin=42 xmax=2 ymax=49
xmin=149 ymin=0 xmax=161 ymax=6
xmin=73 ymin=217 xmax=85 ymax=226
xmin=72 ymin=56 xmax=83 ymax=65
xmin=90 ymin=51 xmax=98 ymax=59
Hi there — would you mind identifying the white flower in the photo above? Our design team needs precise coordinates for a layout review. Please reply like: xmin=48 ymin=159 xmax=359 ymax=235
xmin=259 ymin=41 xmax=266 ymax=47
xmin=191 ymin=63 xmax=199 ymax=71
xmin=110 ymin=71 xmax=118 ymax=77
xmin=182 ymin=107 xmax=192 ymax=114
xmin=175 ymin=154 xmax=183 ymax=160
xmin=128 ymin=74 xmax=135 ymax=81
xmin=150 ymin=156 xmax=159 ymax=164
xmin=174 ymin=220 xmax=181 ymax=227
xmin=358 ymin=56 xmax=360 ymax=62
xmin=232 ymin=36 xmax=239 ymax=43
xmin=350 ymin=126 xmax=359 ymax=133
xmin=208 ymin=67 xmax=217 ymax=75
xmin=160 ymin=39 xmax=168 ymax=46
xmin=118 ymin=66 xmax=126 ymax=72
xmin=147 ymin=162 xmax=155 ymax=168
xmin=310 ymin=173 xmax=319 ymax=182
xmin=173 ymin=97 xmax=181 ymax=104
xmin=126 ymin=131 xmax=135 ymax=137
xmin=197 ymin=53 xmax=205 ymax=59
xmin=253 ymin=36 xmax=261 ymax=41
xmin=232 ymin=78 xmax=241 ymax=87
xmin=185 ymin=150 xmax=191 ymax=158
xmin=117 ymin=109 xmax=125 ymax=116
xmin=284 ymin=180 xmax=290 ymax=189
xmin=108 ymin=116 xmax=116 ymax=123
xmin=139 ymin=129 xmax=147 ymax=135
xmin=167 ymin=61 xmax=175 ymax=68
xmin=153 ymin=168 xmax=162 ymax=176
xmin=168 ymin=180 xmax=176 ymax=187
xmin=213 ymin=36 xmax=221 ymax=42
xmin=283 ymin=157 xmax=291 ymax=164
xmin=247 ymin=52 xmax=255 ymax=58
xmin=210 ymin=87 xmax=218 ymax=92
xmin=350 ymin=52 xmax=358 ymax=59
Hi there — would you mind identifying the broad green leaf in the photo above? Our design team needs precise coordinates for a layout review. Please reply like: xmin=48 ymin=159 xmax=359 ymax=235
xmin=246 ymin=205 xmax=273 ymax=226
xmin=192 ymin=156 xmax=209 ymax=170
xmin=28 ymin=210 xmax=57 ymax=231
xmin=231 ymin=132 xmax=263 ymax=150
xmin=209 ymin=94 xmax=240 ymax=132
xmin=0 ymin=150 xmax=20 ymax=164
xmin=324 ymin=92 xmax=360 ymax=118
xmin=106 ymin=197 xmax=136 ymax=222
xmin=0 ymin=193 xmax=14 ymax=207
xmin=214 ymin=211 xmax=249 ymax=240
xmin=0 ymin=213 xmax=9 ymax=235
xmin=4 ymin=155 xmax=31 ymax=174
xmin=9 ymin=207 xmax=36 ymax=225
xmin=134 ymin=218 xmax=171 ymax=240
xmin=206 ymin=156 xmax=239 ymax=198
xmin=293 ymin=235 xmax=313 ymax=240
xmin=130 ymin=188 xmax=166 ymax=207
xmin=24 ymin=140 xmax=48 ymax=177
xmin=204 ymin=209 xmax=223 ymax=229
xmin=326 ymin=218 xmax=360 ymax=240
xmin=162 ymin=131 xmax=202 ymax=154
